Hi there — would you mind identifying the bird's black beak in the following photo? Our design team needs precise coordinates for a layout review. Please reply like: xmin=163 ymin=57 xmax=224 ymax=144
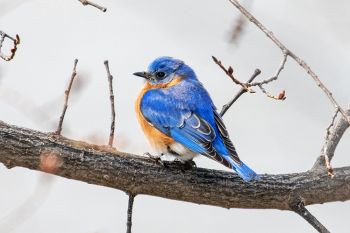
xmin=133 ymin=71 xmax=152 ymax=80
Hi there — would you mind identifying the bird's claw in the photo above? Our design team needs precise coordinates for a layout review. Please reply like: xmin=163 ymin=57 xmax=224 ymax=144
xmin=144 ymin=152 xmax=165 ymax=166
xmin=186 ymin=160 xmax=197 ymax=168
xmin=144 ymin=152 xmax=196 ymax=170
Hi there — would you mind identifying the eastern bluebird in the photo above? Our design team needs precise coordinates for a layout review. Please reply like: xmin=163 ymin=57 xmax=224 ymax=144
xmin=134 ymin=57 xmax=259 ymax=182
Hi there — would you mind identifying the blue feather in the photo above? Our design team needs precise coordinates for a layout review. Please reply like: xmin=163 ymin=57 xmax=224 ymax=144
xmin=225 ymin=157 xmax=260 ymax=182
xmin=138 ymin=56 xmax=259 ymax=182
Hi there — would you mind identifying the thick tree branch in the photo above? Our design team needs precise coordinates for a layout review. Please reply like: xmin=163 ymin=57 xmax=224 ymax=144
xmin=312 ymin=109 xmax=350 ymax=172
xmin=0 ymin=121 xmax=349 ymax=210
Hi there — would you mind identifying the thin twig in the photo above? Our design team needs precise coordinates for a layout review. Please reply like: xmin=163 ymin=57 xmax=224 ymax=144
xmin=290 ymin=202 xmax=330 ymax=233
xmin=227 ymin=1 xmax=348 ymax=230
xmin=250 ymin=51 xmax=288 ymax=86
xmin=323 ymin=108 xmax=339 ymax=177
xmin=0 ymin=31 xmax=20 ymax=61
xmin=55 ymin=59 xmax=78 ymax=135
xmin=212 ymin=56 xmax=253 ymax=92
xmin=220 ymin=68 xmax=261 ymax=116
xmin=258 ymin=85 xmax=286 ymax=101
xmin=104 ymin=60 xmax=116 ymax=147
xmin=126 ymin=194 xmax=135 ymax=233
xmin=228 ymin=0 xmax=350 ymax=125
xmin=252 ymin=52 xmax=288 ymax=100
xmin=78 ymin=0 xmax=107 ymax=12
xmin=0 ymin=31 xmax=16 ymax=41
xmin=213 ymin=54 xmax=287 ymax=100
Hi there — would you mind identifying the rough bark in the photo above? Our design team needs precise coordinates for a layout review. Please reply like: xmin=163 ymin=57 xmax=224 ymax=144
xmin=0 ymin=120 xmax=349 ymax=210
xmin=313 ymin=109 xmax=350 ymax=171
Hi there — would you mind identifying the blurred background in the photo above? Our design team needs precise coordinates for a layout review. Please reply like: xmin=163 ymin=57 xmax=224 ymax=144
xmin=0 ymin=0 xmax=349 ymax=232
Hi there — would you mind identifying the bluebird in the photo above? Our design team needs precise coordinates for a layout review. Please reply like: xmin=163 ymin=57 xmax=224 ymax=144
xmin=133 ymin=57 xmax=259 ymax=181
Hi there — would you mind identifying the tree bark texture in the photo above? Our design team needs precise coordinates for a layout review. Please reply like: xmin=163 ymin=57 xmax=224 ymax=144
xmin=0 ymin=120 xmax=349 ymax=210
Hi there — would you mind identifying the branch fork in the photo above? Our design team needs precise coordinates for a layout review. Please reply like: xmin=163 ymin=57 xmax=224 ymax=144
xmin=0 ymin=31 xmax=20 ymax=61
xmin=213 ymin=55 xmax=287 ymax=102
xmin=227 ymin=0 xmax=350 ymax=231
xmin=229 ymin=0 xmax=350 ymax=126
xmin=212 ymin=56 xmax=254 ymax=92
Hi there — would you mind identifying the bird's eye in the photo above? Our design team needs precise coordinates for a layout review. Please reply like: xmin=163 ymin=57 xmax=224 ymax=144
xmin=156 ymin=72 xmax=166 ymax=79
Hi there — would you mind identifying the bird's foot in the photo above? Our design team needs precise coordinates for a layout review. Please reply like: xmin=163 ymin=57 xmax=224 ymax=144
xmin=185 ymin=160 xmax=197 ymax=168
xmin=144 ymin=152 xmax=196 ymax=171
xmin=144 ymin=152 xmax=165 ymax=166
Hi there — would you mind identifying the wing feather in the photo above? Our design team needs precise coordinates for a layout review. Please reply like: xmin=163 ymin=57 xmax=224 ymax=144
xmin=214 ymin=112 xmax=241 ymax=164
xmin=140 ymin=88 xmax=233 ymax=167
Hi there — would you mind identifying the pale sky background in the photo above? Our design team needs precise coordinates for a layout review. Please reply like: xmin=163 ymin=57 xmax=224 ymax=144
xmin=0 ymin=0 xmax=349 ymax=232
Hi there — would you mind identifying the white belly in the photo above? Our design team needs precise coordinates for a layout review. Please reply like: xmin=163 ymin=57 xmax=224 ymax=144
xmin=168 ymin=142 xmax=197 ymax=161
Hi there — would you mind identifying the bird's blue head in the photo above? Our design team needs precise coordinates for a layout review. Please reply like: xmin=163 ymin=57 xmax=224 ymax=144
xmin=133 ymin=57 xmax=196 ymax=85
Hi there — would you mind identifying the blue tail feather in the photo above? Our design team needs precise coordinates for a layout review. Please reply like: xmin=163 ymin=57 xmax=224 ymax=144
xmin=226 ymin=157 xmax=260 ymax=182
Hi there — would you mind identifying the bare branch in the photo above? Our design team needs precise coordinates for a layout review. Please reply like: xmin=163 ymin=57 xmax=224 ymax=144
xmin=104 ymin=60 xmax=116 ymax=147
xmin=220 ymin=68 xmax=261 ymax=116
xmin=212 ymin=56 xmax=253 ymax=92
xmin=0 ymin=120 xmax=350 ymax=210
xmin=312 ymin=108 xmax=350 ymax=172
xmin=126 ymin=194 xmax=135 ymax=233
xmin=290 ymin=201 xmax=330 ymax=233
xmin=78 ymin=0 xmax=107 ymax=12
xmin=228 ymin=0 xmax=350 ymax=125
xmin=0 ymin=31 xmax=20 ymax=61
xmin=56 ymin=59 xmax=78 ymax=135
xmin=250 ymin=52 xmax=288 ymax=87
xmin=213 ymin=54 xmax=286 ymax=101
xmin=323 ymin=108 xmax=340 ymax=177
xmin=258 ymin=85 xmax=286 ymax=101
xmin=228 ymin=1 xmax=349 ymax=228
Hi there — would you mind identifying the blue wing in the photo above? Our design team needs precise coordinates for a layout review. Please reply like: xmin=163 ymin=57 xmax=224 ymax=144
xmin=140 ymin=81 xmax=259 ymax=181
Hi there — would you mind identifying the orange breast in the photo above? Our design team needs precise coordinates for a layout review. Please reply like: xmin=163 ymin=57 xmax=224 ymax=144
xmin=135 ymin=77 xmax=182 ymax=150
